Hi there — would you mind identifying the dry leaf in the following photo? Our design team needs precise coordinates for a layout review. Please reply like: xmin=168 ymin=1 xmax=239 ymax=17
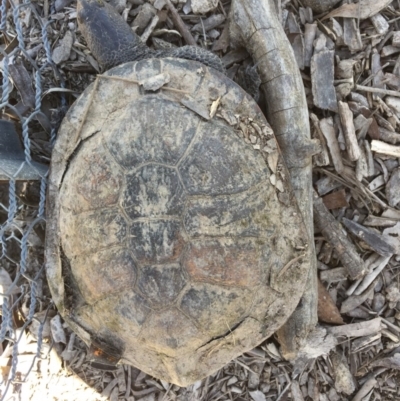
xmin=322 ymin=0 xmax=392 ymax=20
xmin=318 ymin=279 xmax=344 ymax=324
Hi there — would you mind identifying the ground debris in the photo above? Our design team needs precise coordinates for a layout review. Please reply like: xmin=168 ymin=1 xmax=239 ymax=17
xmin=7 ymin=0 xmax=400 ymax=399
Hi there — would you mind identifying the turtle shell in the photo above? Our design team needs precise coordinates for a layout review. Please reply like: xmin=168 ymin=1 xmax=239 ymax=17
xmin=46 ymin=58 xmax=310 ymax=386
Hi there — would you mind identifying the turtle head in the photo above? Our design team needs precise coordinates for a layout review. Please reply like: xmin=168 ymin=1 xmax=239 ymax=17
xmin=77 ymin=0 xmax=143 ymax=70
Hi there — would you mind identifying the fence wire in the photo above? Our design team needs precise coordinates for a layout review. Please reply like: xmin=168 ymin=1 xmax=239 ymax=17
xmin=0 ymin=0 xmax=64 ymax=398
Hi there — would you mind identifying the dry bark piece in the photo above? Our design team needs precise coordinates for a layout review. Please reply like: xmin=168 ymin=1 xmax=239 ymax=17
xmin=132 ymin=3 xmax=157 ymax=35
xmin=331 ymin=352 xmax=356 ymax=395
xmin=340 ymin=281 xmax=375 ymax=314
xmin=313 ymin=191 xmax=366 ymax=279
xmin=192 ymin=14 xmax=225 ymax=32
xmin=351 ymin=378 xmax=377 ymax=401
xmin=287 ymin=12 xmax=305 ymax=70
xmin=327 ymin=318 xmax=382 ymax=337
xmin=342 ymin=218 xmax=397 ymax=256
xmin=338 ymin=101 xmax=360 ymax=161
xmin=371 ymin=13 xmax=389 ymax=35
xmin=191 ymin=0 xmax=218 ymax=14
xmin=371 ymin=140 xmax=400 ymax=157
xmin=8 ymin=62 xmax=35 ymax=109
xmin=370 ymin=353 xmax=400 ymax=369
xmin=311 ymin=49 xmax=338 ymax=112
xmin=386 ymin=168 xmax=400 ymax=207
xmin=322 ymin=0 xmax=393 ymax=20
xmin=318 ymin=279 xmax=344 ymax=324
xmin=310 ymin=114 xmax=329 ymax=167
xmin=319 ymin=117 xmax=344 ymax=173
xmin=50 ymin=314 xmax=67 ymax=344
xmin=343 ymin=18 xmax=362 ymax=52
xmin=320 ymin=267 xmax=347 ymax=283
xmin=52 ymin=30 xmax=73 ymax=64
xmin=304 ymin=23 xmax=317 ymax=67
xmin=300 ymin=0 xmax=341 ymax=13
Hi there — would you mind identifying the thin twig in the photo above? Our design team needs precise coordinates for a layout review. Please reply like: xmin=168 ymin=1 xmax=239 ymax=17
xmin=165 ymin=0 xmax=197 ymax=46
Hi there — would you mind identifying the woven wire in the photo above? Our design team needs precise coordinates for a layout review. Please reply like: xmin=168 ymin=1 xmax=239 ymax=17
xmin=0 ymin=0 xmax=62 ymax=398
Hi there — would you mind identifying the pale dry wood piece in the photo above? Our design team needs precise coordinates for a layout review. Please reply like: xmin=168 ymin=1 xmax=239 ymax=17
xmin=386 ymin=168 xmax=400 ymax=207
xmin=313 ymin=191 xmax=366 ymax=279
xmin=385 ymin=72 xmax=400 ymax=90
xmin=338 ymin=101 xmax=360 ymax=161
xmin=291 ymin=381 xmax=305 ymax=401
xmin=353 ymin=114 xmax=371 ymax=139
xmin=364 ymin=215 xmax=398 ymax=227
xmin=343 ymin=18 xmax=362 ymax=52
xmin=381 ymin=45 xmax=400 ymax=57
xmin=327 ymin=318 xmax=382 ymax=337
xmin=370 ymin=13 xmax=389 ymax=35
xmin=52 ymin=30 xmax=74 ymax=64
xmin=364 ymin=140 xmax=375 ymax=176
xmin=342 ymin=218 xmax=397 ymax=256
xmin=322 ymin=0 xmax=393 ymax=20
xmin=385 ymin=96 xmax=400 ymax=117
xmin=351 ymin=333 xmax=381 ymax=353
xmin=356 ymin=84 xmax=400 ymax=97
xmin=371 ymin=50 xmax=386 ymax=100
xmin=132 ymin=4 xmax=157 ymax=34
xmin=340 ymin=281 xmax=375 ymax=314
xmin=140 ymin=15 xmax=159 ymax=43
xmin=311 ymin=49 xmax=338 ymax=112
xmin=355 ymin=143 xmax=368 ymax=181
xmin=351 ymin=378 xmax=377 ymax=401
xmin=354 ymin=255 xmax=391 ymax=295
xmin=319 ymin=117 xmax=344 ymax=173
xmin=370 ymin=353 xmax=400 ymax=369
xmin=331 ymin=352 xmax=356 ymax=395
xmin=372 ymin=140 xmax=400 ymax=157
xmin=375 ymin=114 xmax=395 ymax=132
xmin=393 ymin=31 xmax=400 ymax=47
xmin=310 ymin=114 xmax=329 ymax=167
xmin=320 ymin=267 xmax=347 ymax=283
xmin=230 ymin=0 xmax=318 ymax=361
xmin=165 ymin=0 xmax=196 ymax=46
xmin=191 ymin=0 xmax=218 ymax=14
xmin=192 ymin=14 xmax=225 ymax=33
xmin=368 ymin=175 xmax=385 ymax=191
xmin=315 ymin=175 xmax=342 ymax=196
xmin=378 ymin=127 xmax=400 ymax=145
xmin=287 ymin=12 xmax=305 ymax=70
xmin=304 ymin=23 xmax=317 ymax=67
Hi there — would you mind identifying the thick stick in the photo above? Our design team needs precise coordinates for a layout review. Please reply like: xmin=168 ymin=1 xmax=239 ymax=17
xmin=229 ymin=0 xmax=318 ymax=359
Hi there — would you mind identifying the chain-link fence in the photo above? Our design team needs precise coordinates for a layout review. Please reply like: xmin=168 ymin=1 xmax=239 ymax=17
xmin=0 ymin=0 xmax=64 ymax=398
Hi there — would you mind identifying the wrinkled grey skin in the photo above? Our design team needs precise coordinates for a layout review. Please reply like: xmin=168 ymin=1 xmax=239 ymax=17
xmin=77 ymin=0 xmax=225 ymax=73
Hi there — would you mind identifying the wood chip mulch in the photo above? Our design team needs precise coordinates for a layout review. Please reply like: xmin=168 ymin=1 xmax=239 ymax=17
xmin=3 ymin=0 xmax=400 ymax=399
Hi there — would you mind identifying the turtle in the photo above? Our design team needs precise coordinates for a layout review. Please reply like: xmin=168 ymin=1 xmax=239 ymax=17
xmin=45 ymin=0 xmax=311 ymax=386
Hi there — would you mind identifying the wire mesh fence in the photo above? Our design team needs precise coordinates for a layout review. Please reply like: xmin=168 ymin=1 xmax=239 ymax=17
xmin=0 ymin=0 xmax=64 ymax=398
